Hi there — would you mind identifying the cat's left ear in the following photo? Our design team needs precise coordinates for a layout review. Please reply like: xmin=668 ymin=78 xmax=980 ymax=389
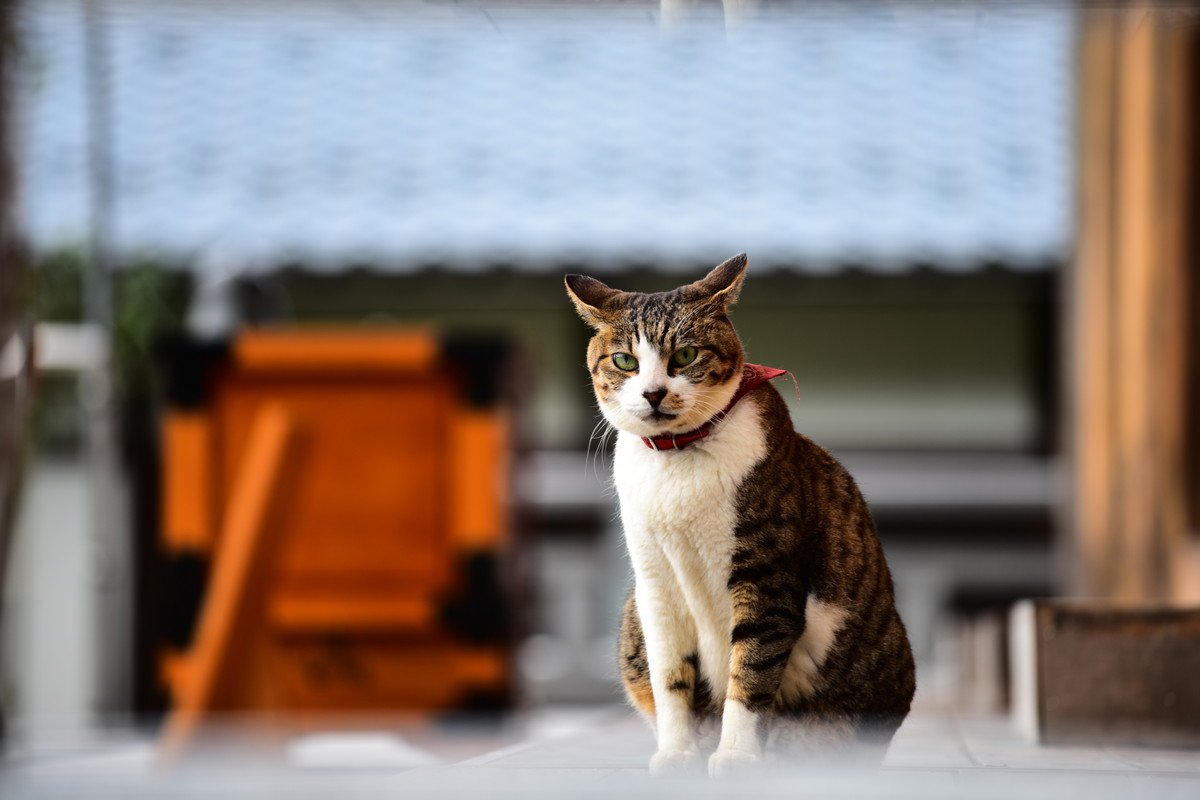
xmin=689 ymin=252 xmax=748 ymax=307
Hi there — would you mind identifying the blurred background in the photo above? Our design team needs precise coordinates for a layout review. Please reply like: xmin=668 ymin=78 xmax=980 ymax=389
xmin=0 ymin=0 xmax=1198 ymax=772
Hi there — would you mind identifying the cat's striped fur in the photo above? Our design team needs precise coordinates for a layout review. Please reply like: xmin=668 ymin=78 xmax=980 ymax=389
xmin=566 ymin=255 xmax=915 ymax=776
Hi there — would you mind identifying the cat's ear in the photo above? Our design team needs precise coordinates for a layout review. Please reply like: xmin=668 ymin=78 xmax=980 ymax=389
xmin=564 ymin=274 xmax=626 ymax=328
xmin=689 ymin=252 xmax=748 ymax=307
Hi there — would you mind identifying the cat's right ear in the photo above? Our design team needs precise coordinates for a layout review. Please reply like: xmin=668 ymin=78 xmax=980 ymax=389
xmin=565 ymin=274 xmax=625 ymax=328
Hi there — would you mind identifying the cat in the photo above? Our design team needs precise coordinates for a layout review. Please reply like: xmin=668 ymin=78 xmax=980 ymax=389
xmin=565 ymin=254 xmax=915 ymax=776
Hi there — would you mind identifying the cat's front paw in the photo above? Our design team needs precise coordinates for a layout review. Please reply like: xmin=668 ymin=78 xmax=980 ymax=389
xmin=708 ymin=748 xmax=762 ymax=778
xmin=648 ymin=746 xmax=703 ymax=776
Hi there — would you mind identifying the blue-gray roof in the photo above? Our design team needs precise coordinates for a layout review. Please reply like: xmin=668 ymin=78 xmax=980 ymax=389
xmin=17 ymin=2 xmax=1074 ymax=273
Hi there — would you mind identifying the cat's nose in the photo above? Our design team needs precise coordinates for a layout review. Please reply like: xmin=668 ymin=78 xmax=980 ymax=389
xmin=642 ymin=388 xmax=667 ymax=409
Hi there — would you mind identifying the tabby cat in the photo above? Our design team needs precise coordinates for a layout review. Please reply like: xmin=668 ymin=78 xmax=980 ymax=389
xmin=565 ymin=254 xmax=915 ymax=776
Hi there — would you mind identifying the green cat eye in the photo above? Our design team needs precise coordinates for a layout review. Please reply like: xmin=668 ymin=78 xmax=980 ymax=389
xmin=612 ymin=352 xmax=639 ymax=371
xmin=671 ymin=346 xmax=698 ymax=367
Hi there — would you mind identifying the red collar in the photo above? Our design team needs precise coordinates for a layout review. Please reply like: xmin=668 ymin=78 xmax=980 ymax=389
xmin=641 ymin=363 xmax=788 ymax=451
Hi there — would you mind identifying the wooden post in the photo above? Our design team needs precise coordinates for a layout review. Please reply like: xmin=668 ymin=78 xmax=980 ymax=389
xmin=1069 ymin=6 xmax=1198 ymax=602
xmin=1155 ymin=17 xmax=1200 ymax=604
xmin=1070 ymin=8 xmax=1119 ymax=599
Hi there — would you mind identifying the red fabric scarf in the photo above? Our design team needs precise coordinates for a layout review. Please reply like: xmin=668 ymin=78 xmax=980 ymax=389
xmin=641 ymin=363 xmax=788 ymax=451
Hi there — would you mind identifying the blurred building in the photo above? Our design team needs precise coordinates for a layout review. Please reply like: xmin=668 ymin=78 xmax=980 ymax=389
xmin=6 ymin=0 xmax=1079 ymax=720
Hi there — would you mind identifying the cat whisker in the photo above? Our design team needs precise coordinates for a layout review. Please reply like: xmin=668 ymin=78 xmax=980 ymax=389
xmin=585 ymin=414 xmax=607 ymax=470
xmin=586 ymin=413 xmax=619 ymax=482
xmin=680 ymin=397 xmax=728 ymax=422
xmin=593 ymin=425 xmax=609 ymax=478
xmin=594 ymin=425 xmax=616 ymax=483
xmin=586 ymin=415 xmax=614 ymax=480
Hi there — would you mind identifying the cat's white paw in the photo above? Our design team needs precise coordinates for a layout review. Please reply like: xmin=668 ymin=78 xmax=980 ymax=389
xmin=648 ymin=747 xmax=703 ymax=776
xmin=708 ymin=748 xmax=762 ymax=778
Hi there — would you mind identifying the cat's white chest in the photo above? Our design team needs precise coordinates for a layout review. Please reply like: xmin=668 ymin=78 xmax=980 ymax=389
xmin=614 ymin=400 xmax=767 ymax=697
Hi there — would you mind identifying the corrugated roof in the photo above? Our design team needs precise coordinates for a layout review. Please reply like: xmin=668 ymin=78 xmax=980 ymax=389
xmin=16 ymin=2 xmax=1074 ymax=273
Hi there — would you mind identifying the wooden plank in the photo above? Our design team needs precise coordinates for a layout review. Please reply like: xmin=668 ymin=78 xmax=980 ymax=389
xmin=161 ymin=404 xmax=297 ymax=755
xmin=269 ymin=640 xmax=506 ymax=711
xmin=233 ymin=329 xmax=439 ymax=374
xmin=162 ymin=412 xmax=215 ymax=551
xmin=268 ymin=594 xmax=434 ymax=634
xmin=1013 ymin=601 xmax=1200 ymax=746
xmin=448 ymin=410 xmax=510 ymax=551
